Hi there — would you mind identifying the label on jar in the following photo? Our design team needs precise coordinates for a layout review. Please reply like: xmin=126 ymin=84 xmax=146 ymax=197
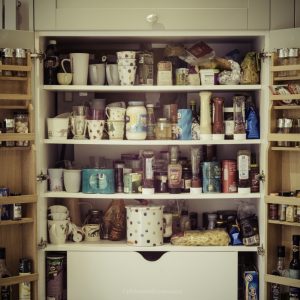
xmin=225 ymin=120 xmax=234 ymax=136
xmin=126 ymin=113 xmax=147 ymax=133
xmin=238 ymin=155 xmax=249 ymax=180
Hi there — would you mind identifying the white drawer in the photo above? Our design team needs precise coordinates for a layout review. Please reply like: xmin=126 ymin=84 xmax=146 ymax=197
xmin=68 ymin=251 xmax=237 ymax=300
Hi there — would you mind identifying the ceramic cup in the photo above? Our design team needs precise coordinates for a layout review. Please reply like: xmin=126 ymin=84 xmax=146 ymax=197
xmin=117 ymin=58 xmax=136 ymax=66
xmin=63 ymin=169 xmax=82 ymax=193
xmin=87 ymin=120 xmax=105 ymax=140
xmin=106 ymin=64 xmax=120 ymax=85
xmin=82 ymin=224 xmax=100 ymax=242
xmin=105 ymin=107 xmax=126 ymax=121
xmin=118 ymin=65 xmax=137 ymax=86
xmin=89 ymin=64 xmax=105 ymax=85
xmin=57 ymin=72 xmax=72 ymax=85
xmin=48 ymin=168 xmax=64 ymax=192
xmin=61 ymin=53 xmax=89 ymax=85
xmin=47 ymin=117 xmax=69 ymax=140
xmin=116 ymin=51 xmax=136 ymax=59
xmin=106 ymin=120 xmax=125 ymax=140
xmin=48 ymin=219 xmax=70 ymax=244
xmin=48 ymin=205 xmax=68 ymax=214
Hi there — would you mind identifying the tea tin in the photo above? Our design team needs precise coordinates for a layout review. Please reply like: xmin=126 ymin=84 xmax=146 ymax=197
xmin=82 ymin=169 xmax=115 ymax=194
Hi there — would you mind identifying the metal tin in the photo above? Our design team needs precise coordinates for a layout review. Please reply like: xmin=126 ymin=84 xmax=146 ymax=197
xmin=269 ymin=204 xmax=278 ymax=220
xmin=222 ymin=160 xmax=237 ymax=193
xmin=278 ymin=204 xmax=287 ymax=221
xmin=82 ymin=169 xmax=115 ymax=194
xmin=124 ymin=172 xmax=142 ymax=193
xmin=202 ymin=161 xmax=221 ymax=193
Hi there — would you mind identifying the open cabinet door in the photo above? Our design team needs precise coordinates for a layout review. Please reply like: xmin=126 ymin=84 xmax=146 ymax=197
xmin=265 ymin=27 xmax=300 ymax=300
xmin=0 ymin=29 xmax=38 ymax=300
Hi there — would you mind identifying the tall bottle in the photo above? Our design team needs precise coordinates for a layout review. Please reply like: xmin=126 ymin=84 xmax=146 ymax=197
xmin=0 ymin=248 xmax=12 ymax=300
xmin=199 ymin=91 xmax=212 ymax=140
xmin=44 ymin=40 xmax=59 ymax=85
xmin=190 ymin=100 xmax=200 ymax=140
xmin=233 ymin=95 xmax=246 ymax=140
xmin=289 ymin=235 xmax=300 ymax=279
xmin=212 ymin=96 xmax=225 ymax=140
xmin=146 ymin=104 xmax=156 ymax=140
xmin=167 ymin=146 xmax=182 ymax=194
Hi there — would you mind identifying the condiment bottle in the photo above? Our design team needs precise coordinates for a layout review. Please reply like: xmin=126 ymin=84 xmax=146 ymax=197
xmin=199 ymin=91 xmax=212 ymax=139
xmin=212 ymin=97 xmax=225 ymax=140
xmin=146 ymin=104 xmax=156 ymax=140
xmin=167 ymin=146 xmax=182 ymax=194
xmin=233 ymin=95 xmax=246 ymax=140
xmin=142 ymin=150 xmax=155 ymax=194
xmin=44 ymin=40 xmax=59 ymax=85
xmin=237 ymin=149 xmax=251 ymax=194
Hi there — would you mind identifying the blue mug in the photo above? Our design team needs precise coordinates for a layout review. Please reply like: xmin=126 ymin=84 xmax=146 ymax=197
xmin=177 ymin=109 xmax=192 ymax=140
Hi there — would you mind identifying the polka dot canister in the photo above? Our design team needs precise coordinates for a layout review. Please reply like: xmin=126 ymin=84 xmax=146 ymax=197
xmin=126 ymin=205 xmax=164 ymax=247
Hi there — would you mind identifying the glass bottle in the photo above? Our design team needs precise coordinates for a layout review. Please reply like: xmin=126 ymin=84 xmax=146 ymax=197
xmin=167 ymin=145 xmax=182 ymax=194
xmin=289 ymin=235 xmax=300 ymax=279
xmin=181 ymin=166 xmax=192 ymax=193
xmin=146 ymin=104 xmax=156 ymax=140
xmin=142 ymin=150 xmax=155 ymax=194
xmin=190 ymin=99 xmax=201 ymax=140
xmin=277 ymin=48 xmax=289 ymax=77
xmin=0 ymin=247 xmax=12 ymax=300
xmin=277 ymin=245 xmax=286 ymax=276
xmin=15 ymin=48 xmax=27 ymax=77
xmin=212 ymin=96 xmax=225 ymax=140
xmin=2 ymin=48 xmax=14 ymax=77
xmin=114 ymin=161 xmax=125 ymax=193
xmin=44 ymin=40 xmax=59 ymax=85
xmin=237 ymin=149 xmax=251 ymax=194
xmin=233 ymin=95 xmax=246 ymax=140
xmin=19 ymin=258 xmax=32 ymax=300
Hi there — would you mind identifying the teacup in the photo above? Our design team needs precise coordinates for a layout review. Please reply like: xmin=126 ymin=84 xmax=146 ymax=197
xmin=106 ymin=120 xmax=125 ymax=140
xmin=48 ymin=205 xmax=69 ymax=214
xmin=48 ymin=219 xmax=70 ymax=244
xmin=116 ymin=51 xmax=136 ymax=59
xmin=87 ymin=120 xmax=105 ymax=140
xmin=118 ymin=65 xmax=137 ymax=86
xmin=105 ymin=107 xmax=126 ymax=121
xmin=82 ymin=224 xmax=100 ymax=242
xmin=57 ymin=72 xmax=72 ymax=85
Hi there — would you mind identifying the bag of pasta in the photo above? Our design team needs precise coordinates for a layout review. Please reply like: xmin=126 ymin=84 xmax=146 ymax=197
xmin=170 ymin=229 xmax=230 ymax=246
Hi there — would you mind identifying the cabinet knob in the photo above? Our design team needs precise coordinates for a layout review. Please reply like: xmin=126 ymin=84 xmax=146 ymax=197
xmin=146 ymin=14 xmax=158 ymax=24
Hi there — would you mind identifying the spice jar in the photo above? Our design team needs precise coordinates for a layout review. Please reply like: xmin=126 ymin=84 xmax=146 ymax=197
xmin=287 ymin=48 xmax=299 ymax=77
xmin=154 ymin=171 xmax=168 ymax=193
xmin=277 ymin=48 xmax=289 ymax=77
xmin=155 ymin=118 xmax=172 ymax=139
xmin=15 ymin=48 xmax=27 ymax=77
xmin=2 ymin=48 xmax=14 ymax=76
xmin=14 ymin=112 xmax=29 ymax=147
xmin=181 ymin=166 xmax=192 ymax=193
xmin=207 ymin=213 xmax=217 ymax=230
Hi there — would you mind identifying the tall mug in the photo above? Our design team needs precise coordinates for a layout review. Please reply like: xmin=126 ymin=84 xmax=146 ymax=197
xmin=62 ymin=53 xmax=89 ymax=85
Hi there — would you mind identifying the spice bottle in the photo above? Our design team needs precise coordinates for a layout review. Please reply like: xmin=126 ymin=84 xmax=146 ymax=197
xmin=237 ymin=150 xmax=251 ymax=194
xmin=15 ymin=48 xmax=27 ymax=77
xmin=288 ymin=48 xmax=299 ymax=77
xmin=212 ymin=97 xmax=225 ymax=140
xmin=114 ymin=161 xmax=125 ymax=193
xmin=167 ymin=146 xmax=182 ymax=194
xmin=2 ymin=48 xmax=14 ymax=76
xmin=142 ymin=150 xmax=155 ymax=194
xmin=277 ymin=48 xmax=289 ymax=77
xmin=146 ymin=104 xmax=156 ymax=140
xmin=233 ymin=95 xmax=246 ymax=140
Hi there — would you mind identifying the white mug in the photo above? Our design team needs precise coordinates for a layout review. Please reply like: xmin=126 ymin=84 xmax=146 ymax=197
xmin=48 ymin=220 xmax=70 ymax=244
xmin=82 ymin=224 xmax=100 ymax=242
xmin=48 ymin=168 xmax=64 ymax=192
xmin=106 ymin=64 xmax=120 ymax=85
xmin=87 ymin=120 xmax=105 ymax=140
xmin=105 ymin=107 xmax=126 ymax=121
xmin=118 ymin=65 xmax=137 ymax=86
xmin=63 ymin=169 xmax=82 ymax=193
xmin=106 ymin=120 xmax=125 ymax=140
xmin=89 ymin=64 xmax=105 ymax=85
xmin=61 ymin=53 xmax=89 ymax=85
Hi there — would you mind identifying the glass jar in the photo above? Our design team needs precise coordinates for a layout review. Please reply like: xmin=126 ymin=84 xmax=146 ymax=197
xmin=155 ymin=118 xmax=171 ymax=139
xmin=154 ymin=171 xmax=168 ymax=193
xmin=84 ymin=209 xmax=104 ymax=238
xmin=15 ymin=48 xmax=27 ymax=77
xmin=146 ymin=103 xmax=156 ymax=140
xmin=288 ymin=48 xmax=299 ymax=77
xmin=277 ymin=48 xmax=289 ymax=77
xmin=14 ymin=112 xmax=29 ymax=147
xmin=207 ymin=213 xmax=217 ymax=230
xmin=125 ymin=101 xmax=147 ymax=140
xmin=2 ymin=48 xmax=14 ymax=76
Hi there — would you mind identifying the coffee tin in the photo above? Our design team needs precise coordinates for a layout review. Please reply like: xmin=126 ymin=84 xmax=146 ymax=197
xmin=82 ymin=169 xmax=115 ymax=194
xmin=222 ymin=160 xmax=237 ymax=193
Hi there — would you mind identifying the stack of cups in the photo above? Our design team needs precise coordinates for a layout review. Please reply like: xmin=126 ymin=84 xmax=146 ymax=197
xmin=87 ymin=99 xmax=106 ymax=140
xmin=117 ymin=51 xmax=137 ymax=85
xmin=71 ymin=106 xmax=87 ymax=139
xmin=105 ymin=105 xmax=126 ymax=139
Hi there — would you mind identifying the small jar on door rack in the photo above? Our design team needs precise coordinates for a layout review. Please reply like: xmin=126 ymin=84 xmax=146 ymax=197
xmin=14 ymin=112 xmax=29 ymax=147
xmin=125 ymin=101 xmax=147 ymax=140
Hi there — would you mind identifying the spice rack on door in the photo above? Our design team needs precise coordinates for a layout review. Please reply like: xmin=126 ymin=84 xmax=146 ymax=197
xmin=0 ymin=53 xmax=38 ymax=298
xmin=265 ymin=53 xmax=300 ymax=291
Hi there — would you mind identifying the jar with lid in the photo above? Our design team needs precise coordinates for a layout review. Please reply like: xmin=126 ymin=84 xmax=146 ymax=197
xmin=84 ymin=209 xmax=104 ymax=239
xmin=181 ymin=166 xmax=192 ymax=193
xmin=277 ymin=48 xmax=289 ymax=77
xmin=2 ymin=48 xmax=14 ymax=76
xmin=14 ymin=112 xmax=29 ymax=147
xmin=207 ymin=213 xmax=217 ymax=230
xmin=154 ymin=171 xmax=168 ymax=193
xmin=146 ymin=103 xmax=156 ymax=140
xmin=15 ymin=48 xmax=27 ymax=77
xmin=288 ymin=48 xmax=299 ymax=77
xmin=155 ymin=118 xmax=172 ymax=139
xmin=125 ymin=101 xmax=147 ymax=140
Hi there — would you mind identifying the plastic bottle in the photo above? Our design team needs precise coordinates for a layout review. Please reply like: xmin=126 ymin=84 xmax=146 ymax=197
xmin=44 ymin=40 xmax=59 ymax=85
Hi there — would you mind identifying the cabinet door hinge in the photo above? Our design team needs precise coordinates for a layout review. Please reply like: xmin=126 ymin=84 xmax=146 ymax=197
xmin=38 ymin=238 xmax=47 ymax=250
xmin=30 ymin=52 xmax=45 ymax=61
xmin=259 ymin=51 xmax=273 ymax=61
xmin=36 ymin=171 xmax=49 ymax=182
xmin=258 ymin=170 xmax=265 ymax=182
xmin=257 ymin=245 xmax=265 ymax=256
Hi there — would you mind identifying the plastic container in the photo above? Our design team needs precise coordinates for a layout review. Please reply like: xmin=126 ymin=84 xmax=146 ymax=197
xmin=125 ymin=101 xmax=147 ymax=140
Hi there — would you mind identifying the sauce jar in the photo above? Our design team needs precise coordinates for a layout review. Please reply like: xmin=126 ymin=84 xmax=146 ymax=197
xmin=155 ymin=118 xmax=171 ymax=139
xmin=125 ymin=101 xmax=147 ymax=140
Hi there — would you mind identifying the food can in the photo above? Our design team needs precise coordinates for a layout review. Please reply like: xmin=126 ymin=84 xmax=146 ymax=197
xmin=269 ymin=204 xmax=278 ymax=220
xmin=126 ymin=205 xmax=164 ymax=246
xmin=123 ymin=173 xmax=142 ymax=193
xmin=222 ymin=160 xmax=237 ymax=193
xmin=202 ymin=161 xmax=221 ymax=193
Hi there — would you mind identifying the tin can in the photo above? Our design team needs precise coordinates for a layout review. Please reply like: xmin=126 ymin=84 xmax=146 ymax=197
xmin=202 ymin=161 xmax=221 ymax=193
xmin=269 ymin=204 xmax=278 ymax=220
xmin=124 ymin=173 xmax=142 ymax=193
xmin=222 ymin=160 xmax=237 ymax=193
xmin=278 ymin=204 xmax=287 ymax=221
xmin=46 ymin=255 xmax=65 ymax=300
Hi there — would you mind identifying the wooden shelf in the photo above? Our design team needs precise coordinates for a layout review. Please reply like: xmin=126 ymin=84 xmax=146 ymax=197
xmin=265 ymin=274 xmax=300 ymax=288
xmin=270 ymin=94 xmax=300 ymax=101
xmin=44 ymin=138 xmax=261 ymax=146
xmin=0 ymin=195 xmax=37 ymax=205
xmin=271 ymin=146 xmax=300 ymax=151
xmin=268 ymin=134 xmax=300 ymax=142
xmin=42 ymin=84 xmax=262 ymax=93
xmin=0 ymin=133 xmax=35 ymax=142
xmin=0 ymin=218 xmax=34 ymax=226
xmin=43 ymin=191 xmax=260 ymax=200
xmin=0 ymin=94 xmax=31 ymax=100
xmin=0 ymin=76 xmax=28 ymax=81
xmin=273 ymin=105 xmax=300 ymax=110
xmin=0 ymin=273 xmax=38 ymax=286
xmin=45 ymin=240 xmax=258 ymax=252
xmin=0 ymin=65 xmax=31 ymax=72
xmin=268 ymin=220 xmax=300 ymax=227
xmin=0 ymin=146 xmax=32 ymax=151
xmin=274 ymin=76 xmax=300 ymax=81
xmin=271 ymin=65 xmax=300 ymax=72
xmin=265 ymin=195 xmax=300 ymax=205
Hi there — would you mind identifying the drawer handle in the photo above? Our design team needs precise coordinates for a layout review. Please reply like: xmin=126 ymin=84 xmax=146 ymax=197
xmin=137 ymin=251 xmax=167 ymax=261
xmin=146 ymin=14 xmax=158 ymax=24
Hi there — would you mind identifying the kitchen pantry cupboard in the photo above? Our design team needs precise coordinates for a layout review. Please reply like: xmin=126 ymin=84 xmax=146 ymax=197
xmin=34 ymin=0 xmax=270 ymax=31
xmin=0 ymin=27 xmax=298 ymax=300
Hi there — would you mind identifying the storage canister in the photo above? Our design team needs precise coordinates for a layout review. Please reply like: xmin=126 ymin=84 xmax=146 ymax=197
xmin=82 ymin=169 xmax=115 ymax=194
xmin=125 ymin=101 xmax=147 ymax=140
xmin=126 ymin=205 xmax=164 ymax=246
xmin=202 ymin=161 xmax=221 ymax=193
